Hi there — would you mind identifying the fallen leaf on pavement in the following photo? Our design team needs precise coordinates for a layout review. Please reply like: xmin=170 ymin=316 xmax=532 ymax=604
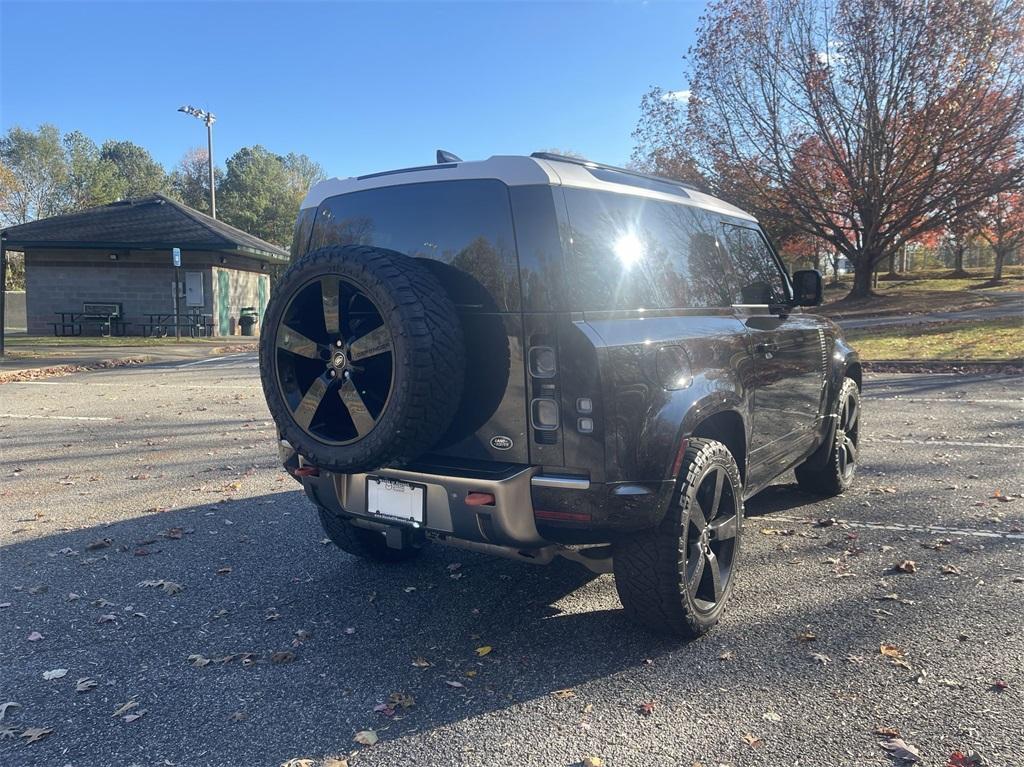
xmin=475 ymin=645 xmax=492 ymax=657
xmin=353 ymin=729 xmax=378 ymax=746
xmin=270 ymin=651 xmax=296 ymax=664
xmin=411 ymin=656 xmax=431 ymax=668
xmin=718 ymin=650 xmax=736 ymax=661
xmin=323 ymin=758 xmax=348 ymax=767
xmin=85 ymin=538 xmax=112 ymax=551
xmin=0 ymin=726 xmax=15 ymax=740
xmin=112 ymin=700 xmax=138 ymax=717
xmin=742 ymin=733 xmax=765 ymax=749
xmin=582 ymin=758 xmax=604 ymax=767
xmin=947 ymin=751 xmax=987 ymax=767
xmin=123 ymin=710 xmax=147 ymax=723
xmin=229 ymin=711 xmax=248 ymax=721
xmin=188 ymin=654 xmax=211 ymax=668
xmin=216 ymin=567 xmax=232 ymax=575
xmin=42 ymin=669 xmax=67 ymax=680
xmin=880 ymin=643 xmax=904 ymax=659
xmin=97 ymin=613 xmax=116 ymax=624
xmin=551 ymin=688 xmax=576 ymax=699
xmin=941 ymin=564 xmax=964 ymax=575
xmin=796 ymin=630 xmax=817 ymax=642
xmin=893 ymin=560 xmax=918 ymax=574
xmin=20 ymin=727 xmax=53 ymax=744
xmin=875 ymin=726 xmax=901 ymax=738
xmin=991 ymin=679 xmax=1008 ymax=691
xmin=389 ymin=692 xmax=415 ymax=709
xmin=880 ymin=737 xmax=921 ymax=762
xmin=444 ymin=680 xmax=465 ymax=688
xmin=810 ymin=652 xmax=831 ymax=664
xmin=0 ymin=702 xmax=20 ymax=722
xmin=75 ymin=678 xmax=97 ymax=693
xmin=762 ymin=711 xmax=783 ymax=722
xmin=638 ymin=702 xmax=655 ymax=716
xmin=138 ymin=579 xmax=183 ymax=595
xmin=27 ymin=631 xmax=43 ymax=642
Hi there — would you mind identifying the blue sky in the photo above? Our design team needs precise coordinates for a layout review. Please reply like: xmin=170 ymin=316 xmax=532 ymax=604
xmin=0 ymin=1 xmax=700 ymax=179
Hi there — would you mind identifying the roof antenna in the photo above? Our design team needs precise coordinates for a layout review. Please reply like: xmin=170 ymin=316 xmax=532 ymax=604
xmin=436 ymin=149 xmax=463 ymax=164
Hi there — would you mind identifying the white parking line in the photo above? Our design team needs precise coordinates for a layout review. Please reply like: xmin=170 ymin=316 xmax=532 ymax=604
xmin=767 ymin=515 xmax=1024 ymax=541
xmin=175 ymin=352 xmax=255 ymax=369
xmin=869 ymin=397 xmax=1023 ymax=404
xmin=866 ymin=438 xmax=1024 ymax=449
xmin=0 ymin=413 xmax=112 ymax=421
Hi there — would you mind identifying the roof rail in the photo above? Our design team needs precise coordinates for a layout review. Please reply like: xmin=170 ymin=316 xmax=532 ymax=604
xmin=530 ymin=152 xmax=701 ymax=193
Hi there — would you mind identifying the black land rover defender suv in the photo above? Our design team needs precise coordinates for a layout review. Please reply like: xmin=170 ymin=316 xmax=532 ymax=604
xmin=259 ymin=152 xmax=861 ymax=638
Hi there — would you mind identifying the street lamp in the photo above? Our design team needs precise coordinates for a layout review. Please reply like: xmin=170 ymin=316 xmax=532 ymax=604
xmin=177 ymin=105 xmax=217 ymax=219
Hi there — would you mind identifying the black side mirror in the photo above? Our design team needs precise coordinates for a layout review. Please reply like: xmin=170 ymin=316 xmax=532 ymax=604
xmin=792 ymin=269 xmax=823 ymax=307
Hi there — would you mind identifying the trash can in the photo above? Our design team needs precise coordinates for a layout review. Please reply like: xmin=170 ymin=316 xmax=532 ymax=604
xmin=239 ymin=307 xmax=258 ymax=336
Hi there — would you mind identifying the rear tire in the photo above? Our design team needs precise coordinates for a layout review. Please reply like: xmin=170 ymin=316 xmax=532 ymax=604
xmin=795 ymin=377 xmax=861 ymax=496
xmin=317 ymin=507 xmax=421 ymax=564
xmin=612 ymin=438 xmax=744 ymax=638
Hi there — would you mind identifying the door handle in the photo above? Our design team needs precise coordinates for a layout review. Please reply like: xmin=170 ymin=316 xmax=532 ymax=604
xmin=755 ymin=342 xmax=779 ymax=358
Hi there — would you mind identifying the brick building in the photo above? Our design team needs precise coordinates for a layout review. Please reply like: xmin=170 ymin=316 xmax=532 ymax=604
xmin=1 ymin=195 xmax=288 ymax=336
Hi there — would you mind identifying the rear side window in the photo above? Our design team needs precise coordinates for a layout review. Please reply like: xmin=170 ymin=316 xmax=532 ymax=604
xmin=562 ymin=189 xmax=738 ymax=310
xmin=718 ymin=223 xmax=790 ymax=305
xmin=309 ymin=180 xmax=520 ymax=311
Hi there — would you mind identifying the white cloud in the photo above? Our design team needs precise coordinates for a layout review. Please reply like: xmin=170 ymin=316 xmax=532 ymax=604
xmin=661 ymin=89 xmax=691 ymax=103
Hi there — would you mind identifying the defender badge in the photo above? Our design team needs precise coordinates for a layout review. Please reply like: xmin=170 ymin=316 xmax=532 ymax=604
xmin=490 ymin=435 xmax=513 ymax=450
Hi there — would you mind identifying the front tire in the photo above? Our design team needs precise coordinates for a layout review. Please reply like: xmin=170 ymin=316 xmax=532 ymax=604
xmin=795 ymin=377 xmax=861 ymax=496
xmin=317 ymin=507 xmax=421 ymax=564
xmin=612 ymin=438 xmax=744 ymax=638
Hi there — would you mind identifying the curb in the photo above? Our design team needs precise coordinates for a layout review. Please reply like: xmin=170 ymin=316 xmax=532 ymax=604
xmin=0 ymin=356 xmax=150 ymax=384
xmin=863 ymin=359 xmax=1024 ymax=374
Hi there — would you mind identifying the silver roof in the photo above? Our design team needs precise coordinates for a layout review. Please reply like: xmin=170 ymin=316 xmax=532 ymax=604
xmin=301 ymin=155 xmax=757 ymax=223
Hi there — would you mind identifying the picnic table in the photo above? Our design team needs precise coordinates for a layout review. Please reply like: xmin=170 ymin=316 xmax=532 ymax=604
xmin=140 ymin=311 xmax=214 ymax=338
xmin=52 ymin=303 xmax=130 ymax=337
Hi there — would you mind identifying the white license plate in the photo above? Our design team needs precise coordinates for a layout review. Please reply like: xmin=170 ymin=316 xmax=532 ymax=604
xmin=366 ymin=477 xmax=426 ymax=525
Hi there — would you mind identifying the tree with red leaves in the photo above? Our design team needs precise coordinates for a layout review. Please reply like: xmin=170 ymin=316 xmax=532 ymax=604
xmin=634 ymin=0 xmax=1024 ymax=299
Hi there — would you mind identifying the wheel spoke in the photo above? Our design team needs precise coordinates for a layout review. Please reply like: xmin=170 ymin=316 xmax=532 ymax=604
xmin=844 ymin=436 xmax=857 ymax=464
xmin=349 ymin=324 xmax=392 ymax=362
xmin=338 ymin=378 xmax=375 ymax=436
xmin=689 ymin=501 xmax=708 ymax=533
xmin=688 ymin=549 xmax=706 ymax=595
xmin=845 ymin=398 xmax=858 ymax=432
xmin=709 ymin=468 xmax=725 ymax=517
xmin=321 ymin=277 xmax=341 ymax=337
xmin=292 ymin=374 xmax=331 ymax=430
xmin=708 ymin=513 xmax=739 ymax=541
xmin=277 ymin=324 xmax=321 ymax=359
xmin=706 ymin=549 xmax=724 ymax=603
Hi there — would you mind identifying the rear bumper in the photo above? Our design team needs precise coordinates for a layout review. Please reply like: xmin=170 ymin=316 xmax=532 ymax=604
xmin=281 ymin=442 xmax=672 ymax=548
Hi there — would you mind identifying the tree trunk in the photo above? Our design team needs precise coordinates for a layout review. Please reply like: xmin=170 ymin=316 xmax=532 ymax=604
xmin=848 ymin=261 xmax=876 ymax=299
xmin=950 ymin=244 xmax=968 ymax=277
xmin=993 ymin=248 xmax=1006 ymax=281
xmin=887 ymin=253 xmax=896 ymax=277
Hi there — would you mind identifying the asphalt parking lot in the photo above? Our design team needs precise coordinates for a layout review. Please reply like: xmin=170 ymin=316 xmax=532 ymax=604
xmin=1 ymin=355 xmax=1021 ymax=767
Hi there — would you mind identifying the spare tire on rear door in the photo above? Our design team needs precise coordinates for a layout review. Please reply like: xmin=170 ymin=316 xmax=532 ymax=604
xmin=259 ymin=245 xmax=465 ymax=474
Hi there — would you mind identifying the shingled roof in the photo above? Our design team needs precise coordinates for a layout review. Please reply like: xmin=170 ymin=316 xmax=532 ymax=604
xmin=1 ymin=195 xmax=289 ymax=261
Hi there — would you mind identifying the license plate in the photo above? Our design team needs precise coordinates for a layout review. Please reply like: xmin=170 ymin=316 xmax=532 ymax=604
xmin=366 ymin=477 xmax=426 ymax=526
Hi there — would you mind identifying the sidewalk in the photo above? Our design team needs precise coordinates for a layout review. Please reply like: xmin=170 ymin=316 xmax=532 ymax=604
xmin=0 ymin=335 xmax=258 ymax=378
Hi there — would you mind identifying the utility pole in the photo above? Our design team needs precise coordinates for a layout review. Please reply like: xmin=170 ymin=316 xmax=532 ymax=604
xmin=0 ymin=234 xmax=7 ymax=357
xmin=177 ymin=105 xmax=217 ymax=218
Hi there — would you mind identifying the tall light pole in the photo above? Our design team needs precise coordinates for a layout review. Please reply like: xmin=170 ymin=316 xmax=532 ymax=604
xmin=177 ymin=105 xmax=217 ymax=219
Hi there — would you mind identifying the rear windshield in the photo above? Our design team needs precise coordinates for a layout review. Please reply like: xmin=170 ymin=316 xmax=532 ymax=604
xmin=309 ymin=179 xmax=520 ymax=311
xmin=562 ymin=188 xmax=785 ymax=310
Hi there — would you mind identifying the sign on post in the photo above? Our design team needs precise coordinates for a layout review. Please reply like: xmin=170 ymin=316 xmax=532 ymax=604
xmin=172 ymin=247 xmax=181 ymax=267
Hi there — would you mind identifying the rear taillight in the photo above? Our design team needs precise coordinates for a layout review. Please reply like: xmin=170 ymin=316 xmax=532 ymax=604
xmin=528 ymin=345 xmax=557 ymax=378
xmin=531 ymin=398 xmax=559 ymax=430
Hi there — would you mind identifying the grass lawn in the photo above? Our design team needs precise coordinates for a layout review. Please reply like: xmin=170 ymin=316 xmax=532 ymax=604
xmin=846 ymin=317 xmax=1024 ymax=361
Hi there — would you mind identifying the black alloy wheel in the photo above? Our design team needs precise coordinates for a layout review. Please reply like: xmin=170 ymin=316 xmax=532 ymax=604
xmin=684 ymin=462 xmax=741 ymax=614
xmin=275 ymin=275 xmax=394 ymax=445
xmin=836 ymin=383 xmax=859 ymax=482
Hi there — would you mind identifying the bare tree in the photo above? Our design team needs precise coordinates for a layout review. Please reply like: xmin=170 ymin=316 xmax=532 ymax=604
xmin=977 ymin=189 xmax=1024 ymax=281
xmin=639 ymin=0 xmax=1024 ymax=299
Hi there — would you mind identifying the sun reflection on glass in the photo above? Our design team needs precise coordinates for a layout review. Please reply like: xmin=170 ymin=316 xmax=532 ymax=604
xmin=613 ymin=232 xmax=644 ymax=268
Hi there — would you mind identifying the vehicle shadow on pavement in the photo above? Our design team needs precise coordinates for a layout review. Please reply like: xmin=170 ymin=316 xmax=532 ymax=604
xmin=3 ymin=487 xmax=1020 ymax=765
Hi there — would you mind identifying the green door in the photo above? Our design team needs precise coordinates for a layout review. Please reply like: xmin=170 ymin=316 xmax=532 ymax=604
xmin=217 ymin=269 xmax=230 ymax=336
xmin=257 ymin=275 xmax=268 ymax=324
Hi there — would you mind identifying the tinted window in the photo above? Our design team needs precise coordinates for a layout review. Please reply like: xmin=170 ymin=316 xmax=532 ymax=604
xmin=310 ymin=180 xmax=519 ymax=311
xmin=719 ymin=223 xmax=790 ymax=304
xmin=563 ymin=189 xmax=738 ymax=310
